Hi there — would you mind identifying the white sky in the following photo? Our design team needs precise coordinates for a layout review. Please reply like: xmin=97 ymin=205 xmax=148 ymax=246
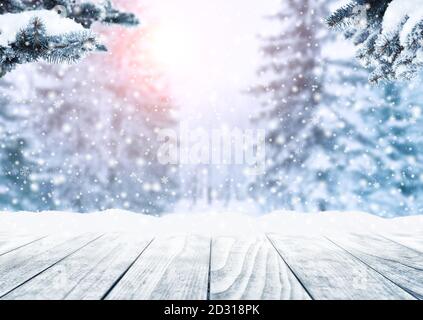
xmin=143 ymin=0 xmax=280 ymax=129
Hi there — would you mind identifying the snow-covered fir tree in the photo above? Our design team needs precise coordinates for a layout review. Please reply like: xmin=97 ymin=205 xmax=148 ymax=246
xmin=251 ymin=0 xmax=329 ymax=211
xmin=328 ymin=0 xmax=423 ymax=82
xmin=0 ymin=75 xmax=53 ymax=210
xmin=305 ymin=59 xmax=423 ymax=216
xmin=0 ymin=0 xmax=138 ymax=77
xmin=352 ymin=81 xmax=423 ymax=215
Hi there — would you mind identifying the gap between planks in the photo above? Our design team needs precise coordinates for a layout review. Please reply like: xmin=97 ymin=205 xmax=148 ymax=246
xmin=100 ymin=238 xmax=155 ymax=300
xmin=210 ymin=235 xmax=311 ymax=300
xmin=266 ymin=234 xmax=417 ymax=300
xmin=0 ymin=236 xmax=48 ymax=257
xmin=266 ymin=234 xmax=315 ymax=300
xmin=207 ymin=239 xmax=212 ymax=300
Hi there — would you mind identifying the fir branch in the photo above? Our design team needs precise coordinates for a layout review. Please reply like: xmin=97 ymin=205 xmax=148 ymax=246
xmin=0 ymin=1 xmax=139 ymax=77
xmin=328 ymin=0 xmax=423 ymax=83
xmin=1 ymin=0 xmax=139 ymax=28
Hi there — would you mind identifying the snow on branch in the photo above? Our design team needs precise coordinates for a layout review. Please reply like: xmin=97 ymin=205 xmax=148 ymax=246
xmin=0 ymin=1 xmax=139 ymax=77
xmin=328 ymin=0 xmax=423 ymax=83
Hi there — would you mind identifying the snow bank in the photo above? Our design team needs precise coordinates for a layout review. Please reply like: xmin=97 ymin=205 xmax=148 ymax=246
xmin=0 ymin=210 xmax=421 ymax=237
xmin=382 ymin=0 xmax=423 ymax=45
xmin=0 ymin=10 xmax=84 ymax=47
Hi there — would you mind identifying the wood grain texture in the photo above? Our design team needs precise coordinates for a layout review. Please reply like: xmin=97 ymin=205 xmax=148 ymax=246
xmin=267 ymin=234 xmax=415 ymax=300
xmin=0 ymin=233 xmax=101 ymax=298
xmin=0 ymin=227 xmax=420 ymax=300
xmin=2 ymin=233 xmax=152 ymax=300
xmin=210 ymin=236 xmax=311 ymax=300
xmin=327 ymin=234 xmax=423 ymax=299
xmin=66 ymin=234 xmax=152 ymax=300
xmin=105 ymin=235 xmax=210 ymax=300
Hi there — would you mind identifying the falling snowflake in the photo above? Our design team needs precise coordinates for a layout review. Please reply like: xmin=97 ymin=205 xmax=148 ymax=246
xmin=161 ymin=176 xmax=169 ymax=185
xmin=53 ymin=100 xmax=64 ymax=109
xmin=19 ymin=166 xmax=31 ymax=178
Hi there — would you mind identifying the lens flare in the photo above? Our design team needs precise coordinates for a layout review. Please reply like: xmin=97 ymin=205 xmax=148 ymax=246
xmin=150 ymin=23 xmax=198 ymax=70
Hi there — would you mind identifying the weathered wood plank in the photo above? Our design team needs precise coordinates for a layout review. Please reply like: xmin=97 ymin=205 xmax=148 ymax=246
xmin=327 ymin=234 xmax=423 ymax=299
xmin=210 ymin=236 xmax=311 ymax=300
xmin=2 ymin=233 xmax=152 ymax=300
xmin=105 ymin=235 xmax=210 ymax=300
xmin=0 ymin=233 xmax=102 ymax=298
xmin=66 ymin=235 xmax=153 ymax=300
xmin=268 ymin=234 xmax=415 ymax=300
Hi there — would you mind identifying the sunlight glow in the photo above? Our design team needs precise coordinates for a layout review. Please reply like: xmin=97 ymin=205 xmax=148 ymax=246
xmin=150 ymin=23 xmax=198 ymax=70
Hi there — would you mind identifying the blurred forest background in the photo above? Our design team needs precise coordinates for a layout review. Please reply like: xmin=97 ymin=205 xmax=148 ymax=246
xmin=1 ymin=0 xmax=423 ymax=217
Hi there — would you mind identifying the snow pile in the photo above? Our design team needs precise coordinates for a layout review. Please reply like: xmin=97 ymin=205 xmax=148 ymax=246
xmin=382 ymin=0 xmax=423 ymax=45
xmin=0 ymin=210 xmax=421 ymax=237
xmin=0 ymin=10 xmax=84 ymax=47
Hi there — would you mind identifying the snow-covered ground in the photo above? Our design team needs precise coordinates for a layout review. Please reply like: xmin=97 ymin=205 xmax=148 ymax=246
xmin=0 ymin=210 xmax=422 ymax=237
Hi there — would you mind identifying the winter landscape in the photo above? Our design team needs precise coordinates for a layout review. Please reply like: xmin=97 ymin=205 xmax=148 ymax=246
xmin=0 ymin=0 xmax=423 ymax=301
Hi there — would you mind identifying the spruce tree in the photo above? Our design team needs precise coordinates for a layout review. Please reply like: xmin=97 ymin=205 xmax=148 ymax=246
xmin=251 ymin=0 xmax=329 ymax=211
xmin=352 ymin=81 xmax=423 ymax=216
xmin=0 ymin=77 xmax=53 ymax=210
xmin=328 ymin=0 xmax=423 ymax=82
